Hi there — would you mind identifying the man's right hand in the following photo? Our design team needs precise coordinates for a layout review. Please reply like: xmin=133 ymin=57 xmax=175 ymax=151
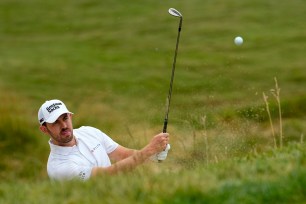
xmin=143 ymin=132 xmax=170 ymax=157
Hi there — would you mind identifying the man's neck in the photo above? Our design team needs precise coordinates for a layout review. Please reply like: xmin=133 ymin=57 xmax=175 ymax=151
xmin=51 ymin=136 xmax=76 ymax=147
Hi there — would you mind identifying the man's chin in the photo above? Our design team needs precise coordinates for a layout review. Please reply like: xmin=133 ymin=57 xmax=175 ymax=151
xmin=60 ymin=135 xmax=74 ymax=145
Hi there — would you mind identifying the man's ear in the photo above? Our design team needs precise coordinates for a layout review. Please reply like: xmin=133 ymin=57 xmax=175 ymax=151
xmin=39 ymin=125 xmax=48 ymax=135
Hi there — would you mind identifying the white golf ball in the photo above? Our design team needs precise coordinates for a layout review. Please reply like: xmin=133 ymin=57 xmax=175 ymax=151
xmin=234 ymin=36 xmax=243 ymax=46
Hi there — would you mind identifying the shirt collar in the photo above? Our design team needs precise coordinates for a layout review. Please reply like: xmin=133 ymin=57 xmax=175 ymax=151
xmin=49 ymin=136 xmax=79 ymax=155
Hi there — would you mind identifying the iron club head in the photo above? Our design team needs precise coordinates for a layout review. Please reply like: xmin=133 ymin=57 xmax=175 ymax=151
xmin=168 ymin=8 xmax=182 ymax=18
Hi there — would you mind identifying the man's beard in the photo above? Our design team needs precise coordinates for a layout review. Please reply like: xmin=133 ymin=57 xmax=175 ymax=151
xmin=47 ymin=127 xmax=74 ymax=146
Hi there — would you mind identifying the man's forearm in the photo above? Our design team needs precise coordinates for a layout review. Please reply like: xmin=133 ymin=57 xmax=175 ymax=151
xmin=91 ymin=150 xmax=149 ymax=176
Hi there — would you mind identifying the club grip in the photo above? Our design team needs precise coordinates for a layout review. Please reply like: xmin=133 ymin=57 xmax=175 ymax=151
xmin=163 ymin=119 xmax=168 ymax=133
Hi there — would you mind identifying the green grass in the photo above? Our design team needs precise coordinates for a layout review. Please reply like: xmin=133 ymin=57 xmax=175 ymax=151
xmin=0 ymin=143 xmax=305 ymax=203
xmin=0 ymin=0 xmax=306 ymax=203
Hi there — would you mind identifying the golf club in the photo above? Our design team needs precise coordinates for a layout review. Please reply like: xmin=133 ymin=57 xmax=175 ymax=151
xmin=162 ymin=8 xmax=183 ymax=133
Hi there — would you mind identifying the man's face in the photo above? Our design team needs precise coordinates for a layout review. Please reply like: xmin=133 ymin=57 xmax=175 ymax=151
xmin=40 ymin=113 xmax=74 ymax=146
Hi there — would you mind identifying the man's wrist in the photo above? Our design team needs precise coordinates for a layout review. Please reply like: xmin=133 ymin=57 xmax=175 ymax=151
xmin=132 ymin=150 xmax=149 ymax=163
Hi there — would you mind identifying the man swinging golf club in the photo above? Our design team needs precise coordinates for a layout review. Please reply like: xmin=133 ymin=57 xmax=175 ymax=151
xmin=38 ymin=99 xmax=171 ymax=181
xmin=38 ymin=7 xmax=183 ymax=181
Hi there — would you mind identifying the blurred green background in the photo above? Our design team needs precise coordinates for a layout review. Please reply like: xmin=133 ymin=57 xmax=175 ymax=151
xmin=0 ymin=0 xmax=305 ymax=203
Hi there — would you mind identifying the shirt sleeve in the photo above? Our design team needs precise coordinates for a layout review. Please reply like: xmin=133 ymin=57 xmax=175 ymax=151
xmin=93 ymin=128 xmax=119 ymax=154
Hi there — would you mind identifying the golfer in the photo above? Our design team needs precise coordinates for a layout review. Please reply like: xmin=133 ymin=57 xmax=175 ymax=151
xmin=38 ymin=99 xmax=170 ymax=181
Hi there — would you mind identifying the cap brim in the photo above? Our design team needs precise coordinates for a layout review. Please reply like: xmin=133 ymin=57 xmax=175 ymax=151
xmin=45 ymin=111 xmax=73 ymax=124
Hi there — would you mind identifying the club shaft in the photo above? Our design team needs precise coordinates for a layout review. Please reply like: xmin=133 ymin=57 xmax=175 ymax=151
xmin=163 ymin=18 xmax=182 ymax=133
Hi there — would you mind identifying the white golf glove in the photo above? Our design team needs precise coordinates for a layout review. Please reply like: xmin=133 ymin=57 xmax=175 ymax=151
xmin=150 ymin=144 xmax=171 ymax=162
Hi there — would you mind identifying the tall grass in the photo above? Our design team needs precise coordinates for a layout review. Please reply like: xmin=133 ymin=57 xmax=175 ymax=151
xmin=0 ymin=143 xmax=305 ymax=203
xmin=263 ymin=77 xmax=284 ymax=149
xmin=0 ymin=89 xmax=47 ymax=181
xmin=262 ymin=92 xmax=277 ymax=148
xmin=270 ymin=77 xmax=283 ymax=148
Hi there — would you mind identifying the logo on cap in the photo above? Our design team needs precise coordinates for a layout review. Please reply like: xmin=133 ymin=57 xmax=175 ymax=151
xmin=46 ymin=102 xmax=62 ymax=113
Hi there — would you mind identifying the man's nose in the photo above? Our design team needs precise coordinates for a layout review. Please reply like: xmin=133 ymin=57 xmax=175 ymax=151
xmin=59 ymin=120 xmax=67 ymax=128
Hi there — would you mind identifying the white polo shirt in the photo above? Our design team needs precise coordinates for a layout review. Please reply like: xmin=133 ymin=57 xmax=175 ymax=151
xmin=47 ymin=126 xmax=119 ymax=181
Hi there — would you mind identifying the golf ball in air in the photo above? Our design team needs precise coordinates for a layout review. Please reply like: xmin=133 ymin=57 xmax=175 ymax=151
xmin=234 ymin=36 xmax=243 ymax=46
